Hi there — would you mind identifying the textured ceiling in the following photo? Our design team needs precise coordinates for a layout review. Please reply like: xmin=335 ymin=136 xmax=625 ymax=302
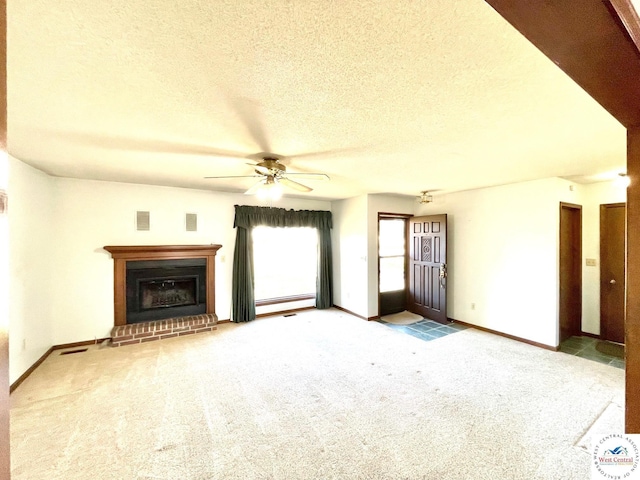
xmin=7 ymin=0 xmax=626 ymax=200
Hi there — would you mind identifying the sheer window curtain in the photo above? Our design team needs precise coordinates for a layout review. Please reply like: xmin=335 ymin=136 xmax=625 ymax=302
xmin=232 ymin=205 xmax=333 ymax=322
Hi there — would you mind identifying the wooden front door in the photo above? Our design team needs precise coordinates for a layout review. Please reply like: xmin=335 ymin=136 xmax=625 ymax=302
xmin=559 ymin=203 xmax=582 ymax=342
xmin=408 ymin=215 xmax=447 ymax=323
xmin=601 ymin=203 xmax=626 ymax=344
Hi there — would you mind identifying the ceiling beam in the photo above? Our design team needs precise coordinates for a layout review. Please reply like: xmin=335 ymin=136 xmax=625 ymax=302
xmin=484 ymin=0 xmax=640 ymax=128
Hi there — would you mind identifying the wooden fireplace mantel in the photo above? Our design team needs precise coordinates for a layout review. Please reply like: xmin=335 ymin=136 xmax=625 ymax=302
xmin=104 ymin=244 xmax=222 ymax=326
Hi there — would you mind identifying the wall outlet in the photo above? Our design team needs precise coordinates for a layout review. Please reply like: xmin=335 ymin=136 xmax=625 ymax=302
xmin=471 ymin=303 xmax=476 ymax=310
xmin=586 ymin=258 xmax=597 ymax=267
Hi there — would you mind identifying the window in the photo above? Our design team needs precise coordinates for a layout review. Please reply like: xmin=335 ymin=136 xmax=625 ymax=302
xmin=252 ymin=226 xmax=318 ymax=301
xmin=379 ymin=218 xmax=405 ymax=292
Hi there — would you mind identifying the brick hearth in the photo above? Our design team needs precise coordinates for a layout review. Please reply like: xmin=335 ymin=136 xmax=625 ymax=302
xmin=110 ymin=314 xmax=217 ymax=347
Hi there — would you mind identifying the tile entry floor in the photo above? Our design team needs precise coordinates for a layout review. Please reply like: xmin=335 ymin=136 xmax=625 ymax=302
xmin=560 ymin=335 xmax=625 ymax=369
xmin=379 ymin=318 xmax=625 ymax=371
xmin=377 ymin=318 xmax=468 ymax=341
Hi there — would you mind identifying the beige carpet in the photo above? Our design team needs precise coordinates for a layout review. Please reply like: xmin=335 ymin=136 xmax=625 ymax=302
xmin=380 ymin=310 xmax=423 ymax=325
xmin=10 ymin=309 xmax=624 ymax=479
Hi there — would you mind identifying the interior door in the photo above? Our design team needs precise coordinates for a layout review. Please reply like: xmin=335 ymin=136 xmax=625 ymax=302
xmin=601 ymin=203 xmax=626 ymax=344
xmin=408 ymin=214 xmax=447 ymax=323
xmin=559 ymin=203 xmax=582 ymax=343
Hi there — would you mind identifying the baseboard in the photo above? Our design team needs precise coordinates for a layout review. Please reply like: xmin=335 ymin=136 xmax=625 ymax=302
xmin=449 ymin=318 xmax=559 ymax=352
xmin=10 ymin=337 xmax=111 ymax=393
xmin=255 ymin=294 xmax=315 ymax=307
xmin=221 ymin=306 xmax=319 ymax=323
xmin=52 ymin=338 xmax=110 ymax=351
xmin=10 ymin=346 xmax=54 ymax=393
xmin=332 ymin=305 xmax=379 ymax=321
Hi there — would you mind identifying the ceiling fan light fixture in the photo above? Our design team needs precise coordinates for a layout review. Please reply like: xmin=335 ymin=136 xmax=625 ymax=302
xmin=255 ymin=176 xmax=283 ymax=201
xmin=616 ymin=172 xmax=631 ymax=188
xmin=418 ymin=191 xmax=433 ymax=204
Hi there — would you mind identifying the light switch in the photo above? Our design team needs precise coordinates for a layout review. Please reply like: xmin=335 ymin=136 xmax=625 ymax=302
xmin=586 ymin=258 xmax=597 ymax=267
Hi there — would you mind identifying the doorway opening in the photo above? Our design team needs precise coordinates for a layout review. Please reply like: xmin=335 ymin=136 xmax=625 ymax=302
xmin=378 ymin=214 xmax=411 ymax=317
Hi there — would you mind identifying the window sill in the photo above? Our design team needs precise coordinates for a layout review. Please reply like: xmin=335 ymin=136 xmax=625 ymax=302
xmin=255 ymin=294 xmax=315 ymax=307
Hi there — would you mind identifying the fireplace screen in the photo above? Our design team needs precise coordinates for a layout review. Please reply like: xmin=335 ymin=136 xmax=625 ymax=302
xmin=139 ymin=276 xmax=197 ymax=310
xmin=126 ymin=258 xmax=207 ymax=324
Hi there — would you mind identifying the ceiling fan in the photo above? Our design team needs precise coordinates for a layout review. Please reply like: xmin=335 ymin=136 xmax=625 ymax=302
xmin=204 ymin=154 xmax=330 ymax=196
xmin=42 ymin=96 xmax=345 ymax=197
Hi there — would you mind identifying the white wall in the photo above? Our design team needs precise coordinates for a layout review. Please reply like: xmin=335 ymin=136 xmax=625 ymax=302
xmin=331 ymin=195 xmax=369 ymax=317
xmin=50 ymin=177 xmax=331 ymax=344
xmin=331 ymin=193 xmax=416 ymax=319
xmin=580 ymin=180 xmax=626 ymax=334
xmin=7 ymin=157 xmax=331 ymax=381
xmin=416 ymin=178 xmax=577 ymax=347
xmin=8 ymin=157 xmax=56 ymax=383
xmin=8 ymin=151 xmax=627 ymax=382
xmin=366 ymin=194 xmax=415 ymax=317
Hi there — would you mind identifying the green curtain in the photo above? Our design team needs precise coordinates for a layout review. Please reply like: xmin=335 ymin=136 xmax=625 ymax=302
xmin=316 ymin=227 xmax=333 ymax=309
xmin=231 ymin=224 xmax=255 ymax=323
xmin=231 ymin=205 xmax=333 ymax=322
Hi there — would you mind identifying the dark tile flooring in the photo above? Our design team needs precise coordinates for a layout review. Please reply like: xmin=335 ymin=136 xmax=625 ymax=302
xmin=379 ymin=318 xmax=625 ymax=371
xmin=559 ymin=335 xmax=625 ymax=369
xmin=377 ymin=318 xmax=468 ymax=341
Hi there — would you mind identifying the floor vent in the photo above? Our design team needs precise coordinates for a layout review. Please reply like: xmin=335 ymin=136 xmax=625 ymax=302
xmin=60 ymin=348 xmax=88 ymax=355
xmin=283 ymin=313 xmax=297 ymax=317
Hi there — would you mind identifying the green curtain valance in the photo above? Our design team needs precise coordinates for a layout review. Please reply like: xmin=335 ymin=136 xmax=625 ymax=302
xmin=233 ymin=205 xmax=332 ymax=230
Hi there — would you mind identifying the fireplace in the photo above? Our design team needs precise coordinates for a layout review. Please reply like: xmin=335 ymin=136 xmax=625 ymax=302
xmin=126 ymin=258 xmax=206 ymax=324
xmin=104 ymin=245 xmax=222 ymax=326
xmin=104 ymin=245 xmax=222 ymax=347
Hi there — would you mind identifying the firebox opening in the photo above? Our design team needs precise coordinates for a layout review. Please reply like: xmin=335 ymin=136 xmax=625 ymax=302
xmin=126 ymin=258 xmax=206 ymax=324
xmin=139 ymin=276 xmax=198 ymax=311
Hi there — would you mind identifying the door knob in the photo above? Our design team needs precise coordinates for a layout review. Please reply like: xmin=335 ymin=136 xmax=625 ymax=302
xmin=610 ymin=279 xmax=616 ymax=284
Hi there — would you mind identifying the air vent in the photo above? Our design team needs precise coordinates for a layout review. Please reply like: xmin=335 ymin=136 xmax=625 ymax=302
xmin=186 ymin=213 xmax=197 ymax=232
xmin=60 ymin=348 xmax=88 ymax=355
xmin=136 ymin=211 xmax=150 ymax=231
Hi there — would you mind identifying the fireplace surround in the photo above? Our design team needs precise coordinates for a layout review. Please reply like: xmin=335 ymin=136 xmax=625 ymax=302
xmin=104 ymin=245 xmax=222 ymax=346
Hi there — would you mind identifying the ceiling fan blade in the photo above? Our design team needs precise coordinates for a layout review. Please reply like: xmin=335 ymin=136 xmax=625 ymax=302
xmin=247 ymin=163 xmax=271 ymax=175
xmin=282 ymin=173 xmax=330 ymax=181
xmin=279 ymin=177 xmax=313 ymax=193
xmin=231 ymin=97 xmax=271 ymax=152
xmin=287 ymin=147 xmax=365 ymax=161
xmin=204 ymin=175 xmax=262 ymax=179
xmin=244 ymin=179 xmax=265 ymax=195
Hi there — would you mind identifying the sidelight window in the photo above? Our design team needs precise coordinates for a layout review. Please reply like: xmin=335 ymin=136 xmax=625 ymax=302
xmin=379 ymin=218 xmax=406 ymax=292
